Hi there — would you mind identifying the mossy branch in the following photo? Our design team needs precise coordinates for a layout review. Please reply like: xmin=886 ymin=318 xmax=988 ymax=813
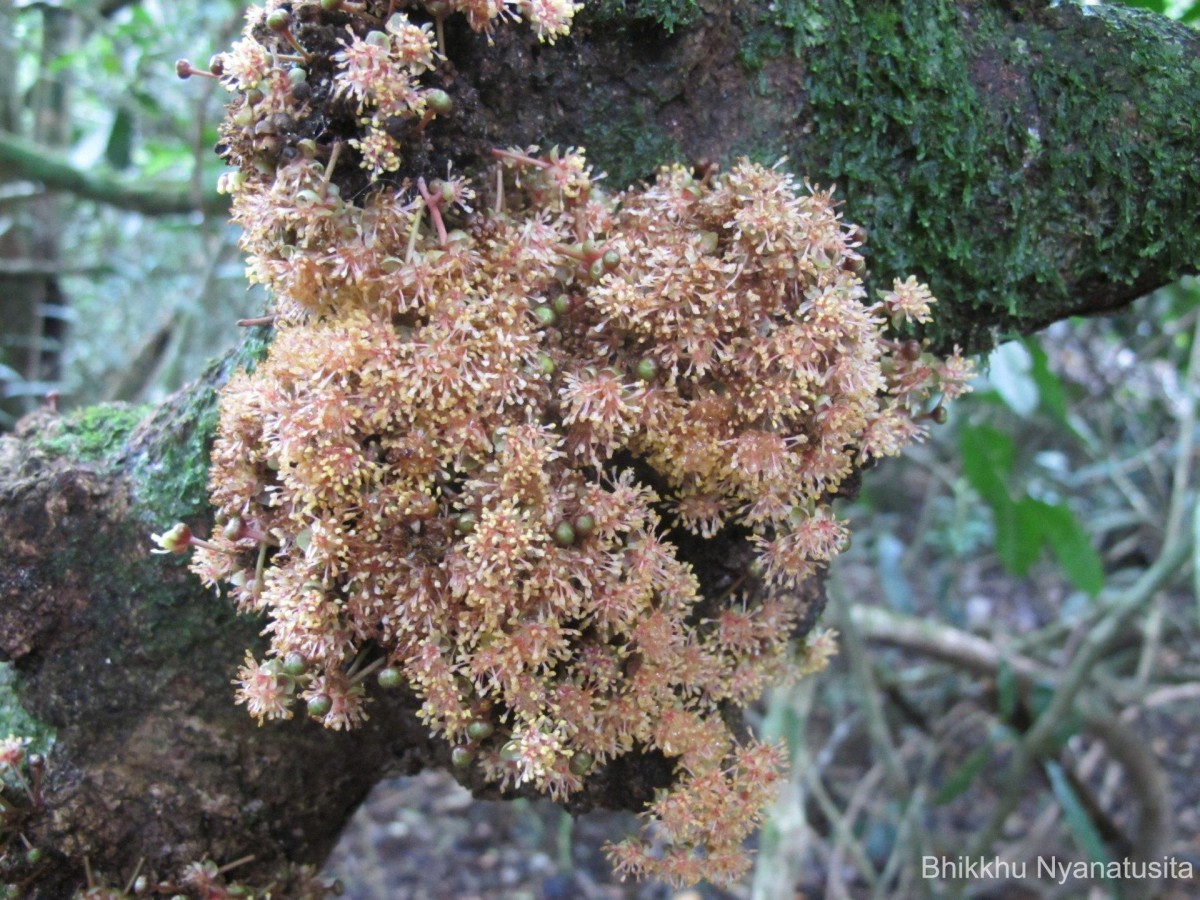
xmin=0 ymin=130 xmax=228 ymax=217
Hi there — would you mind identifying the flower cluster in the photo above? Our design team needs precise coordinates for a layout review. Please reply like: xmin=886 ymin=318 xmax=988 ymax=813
xmin=179 ymin=0 xmax=973 ymax=887
xmin=209 ymin=0 xmax=574 ymax=186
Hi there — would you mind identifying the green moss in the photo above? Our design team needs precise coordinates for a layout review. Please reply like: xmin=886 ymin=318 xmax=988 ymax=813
xmin=129 ymin=332 xmax=271 ymax=524
xmin=0 ymin=665 xmax=53 ymax=756
xmin=584 ymin=0 xmax=701 ymax=34
xmin=577 ymin=98 xmax=682 ymax=188
xmin=35 ymin=403 xmax=151 ymax=464
xmin=737 ymin=0 xmax=1200 ymax=351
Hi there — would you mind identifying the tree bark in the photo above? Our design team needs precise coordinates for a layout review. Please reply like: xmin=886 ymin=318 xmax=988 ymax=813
xmin=1 ymin=0 xmax=1198 ymax=892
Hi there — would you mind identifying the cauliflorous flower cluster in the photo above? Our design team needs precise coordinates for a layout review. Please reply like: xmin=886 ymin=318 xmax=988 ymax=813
xmin=178 ymin=0 xmax=973 ymax=887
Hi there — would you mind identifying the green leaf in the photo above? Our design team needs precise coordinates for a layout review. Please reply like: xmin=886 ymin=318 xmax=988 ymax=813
xmin=1045 ymin=761 xmax=1114 ymax=878
xmin=1023 ymin=337 xmax=1070 ymax=425
xmin=934 ymin=741 xmax=993 ymax=805
xmin=996 ymin=659 xmax=1018 ymax=724
xmin=994 ymin=496 xmax=1044 ymax=577
xmin=1037 ymin=501 xmax=1105 ymax=597
xmin=105 ymin=107 xmax=135 ymax=171
xmin=958 ymin=423 xmax=1014 ymax=509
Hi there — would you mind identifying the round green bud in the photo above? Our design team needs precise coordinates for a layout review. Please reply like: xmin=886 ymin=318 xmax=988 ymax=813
xmin=282 ymin=652 xmax=308 ymax=677
xmin=234 ymin=106 xmax=255 ymax=128
xmin=466 ymin=720 xmax=494 ymax=741
xmin=296 ymin=138 xmax=318 ymax=159
xmin=536 ymin=353 xmax=556 ymax=376
xmin=307 ymin=694 xmax=332 ymax=718
xmin=451 ymin=746 xmax=474 ymax=768
xmin=930 ymin=405 xmax=948 ymax=425
xmin=901 ymin=339 xmax=923 ymax=361
xmin=698 ymin=231 xmax=720 ymax=254
xmin=581 ymin=239 xmax=599 ymax=258
xmin=602 ymin=249 xmax=620 ymax=270
xmin=266 ymin=9 xmax=289 ymax=31
xmin=287 ymin=66 xmax=307 ymax=85
xmin=245 ymin=88 xmax=265 ymax=106
xmin=426 ymin=89 xmax=453 ymax=114
xmin=635 ymin=358 xmax=658 ymax=381
xmin=569 ymin=751 xmax=595 ymax=776
xmin=552 ymin=293 xmax=571 ymax=316
xmin=221 ymin=517 xmax=243 ymax=541
xmin=24 ymin=847 xmax=42 ymax=865
xmin=500 ymin=740 xmax=522 ymax=762
xmin=455 ymin=512 xmax=477 ymax=535
xmin=320 ymin=0 xmax=342 ymax=9
xmin=553 ymin=521 xmax=576 ymax=547
xmin=573 ymin=513 xmax=595 ymax=537
xmin=588 ymin=258 xmax=606 ymax=280
xmin=133 ymin=875 xmax=149 ymax=894
xmin=533 ymin=305 xmax=557 ymax=327
xmin=377 ymin=666 xmax=403 ymax=689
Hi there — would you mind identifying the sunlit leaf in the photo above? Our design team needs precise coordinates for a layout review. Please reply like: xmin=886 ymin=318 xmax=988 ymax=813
xmin=987 ymin=340 xmax=1038 ymax=417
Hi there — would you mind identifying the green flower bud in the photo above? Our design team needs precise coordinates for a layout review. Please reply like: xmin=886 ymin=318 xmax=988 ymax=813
xmin=222 ymin=517 xmax=243 ymax=541
xmin=455 ymin=512 xmax=477 ymax=535
xmin=602 ymin=249 xmax=620 ymax=270
xmin=307 ymin=694 xmax=332 ymax=718
xmin=533 ymin=305 xmax=557 ymax=327
xmin=635 ymin=358 xmax=658 ymax=381
xmin=500 ymin=740 xmax=522 ymax=762
xmin=553 ymin=521 xmax=576 ymax=547
xmin=569 ymin=751 xmax=595 ymax=776
xmin=573 ymin=513 xmax=595 ymax=537
xmin=427 ymin=89 xmax=453 ymax=114
xmin=266 ymin=10 xmax=289 ymax=31
xmin=283 ymin=652 xmax=308 ymax=677
xmin=536 ymin=352 xmax=556 ymax=376
xmin=552 ymin=293 xmax=571 ymax=316
xmin=451 ymin=746 xmax=474 ymax=767
xmin=466 ymin=720 xmax=494 ymax=741
xmin=378 ymin=666 xmax=403 ymax=688
xmin=287 ymin=66 xmax=307 ymax=85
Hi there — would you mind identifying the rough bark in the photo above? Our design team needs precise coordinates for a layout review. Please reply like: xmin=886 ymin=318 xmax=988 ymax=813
xmin=0 ymin=0 xmax=1198 ymax=892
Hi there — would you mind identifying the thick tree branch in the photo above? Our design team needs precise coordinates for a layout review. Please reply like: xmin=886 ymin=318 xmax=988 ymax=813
xmin=450 ymin=0 xmax=1200 ymax=351
xmin=0 ymin=0 xmax=1197 ymax=892
xmin=0 ymin=131 xmax=228 ymax=217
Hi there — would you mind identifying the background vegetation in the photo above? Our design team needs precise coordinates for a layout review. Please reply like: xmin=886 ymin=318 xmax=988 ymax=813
xmin=0 ymin=0 xmax=1197 ymax=897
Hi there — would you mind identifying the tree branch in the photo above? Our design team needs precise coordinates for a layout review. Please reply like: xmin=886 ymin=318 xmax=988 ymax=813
xmin=0 ymin=131 xmax=228 ymax=217
xmin=1 ymin=0 xmax=1198 ymax=891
